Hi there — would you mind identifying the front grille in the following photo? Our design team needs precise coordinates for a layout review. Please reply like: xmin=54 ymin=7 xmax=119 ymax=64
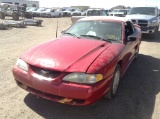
xmin=138 ymin=20 xmax=148 ymax=27
xmin=138 ymin=20 xmax=148 ymax=24
xmin=131 ymin=19 xmax=148 ymax=27
xmin=30 ymin=65 xmax=61 ymax=78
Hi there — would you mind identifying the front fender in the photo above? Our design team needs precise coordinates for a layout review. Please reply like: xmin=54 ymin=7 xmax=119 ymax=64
xmin=87 ymin=44 xmax=125 ymax=78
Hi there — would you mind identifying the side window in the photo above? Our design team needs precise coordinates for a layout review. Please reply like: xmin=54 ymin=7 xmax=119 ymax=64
xmin=155 ymin=8 xmax=158 ymax=16
xmin=101 ymin=11 xmax=107 ymax=16
xmin=125 ymin=21 xmax=135 ymax=37
xmin=130 ymin=22 xmax=136 ymax=32
xmin=51 ymin=10 xmax=55 ymax=12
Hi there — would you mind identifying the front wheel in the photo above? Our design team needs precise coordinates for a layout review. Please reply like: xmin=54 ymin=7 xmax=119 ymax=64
xmin=104 ymin=65 xmax=120 ymax=99
xmin=150 ymin=26 xmax=158 ymax=39
xmin=0 ymin=12 xmax=5 ymax=19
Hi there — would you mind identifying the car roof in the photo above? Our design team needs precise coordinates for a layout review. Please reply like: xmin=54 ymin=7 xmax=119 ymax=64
xmin=78 ymin=16 xmax=131 ymax=22
xmin=87 ymin=8 xmax=103 ymax=11
xmin=131 ymin=6 xmax=157 ymax=8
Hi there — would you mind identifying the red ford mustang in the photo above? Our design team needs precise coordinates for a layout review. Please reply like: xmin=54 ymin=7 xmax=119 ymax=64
xmin=12 ymin=16 xmax=141 ymax=106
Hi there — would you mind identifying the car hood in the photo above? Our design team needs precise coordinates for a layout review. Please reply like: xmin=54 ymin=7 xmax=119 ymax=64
xmin=32 ymin=11 xmax=40 ymax=13
xmin=20 ymin=36 xmax=111 ymax=72
xmin=109 ymin=12 xmax=117 ymax=14
xmin=114 ymin=12 xmax=124 ymax=14
xmin=63 ymin=10 xmax=71 ymax=13
xmin=125 ymin=14 xmax=156 ymax=20
xmin=41 ymin=11 xmax=50 ymax=13
xmin=72 ymin=11 xmax=81 ymax=13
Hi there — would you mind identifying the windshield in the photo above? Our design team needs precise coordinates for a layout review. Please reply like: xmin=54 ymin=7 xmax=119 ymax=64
xmin=28 ymin=7 xmax=37 ymax=11
xmin=113 ymin=10 xmax=119 ymax=12
xmin=64 ymin=21 xmax=122 ymax=42
xmin=119 ymin=10 xmax=127 ymax=12
xmin=36 ymin=8 xmax=46 ymax=12
xmin=128 ymin=7 xmax=156 ymax=15
xmin=87 ymin=10 xmax=107 ymax=16
xmin=45 ymin=9 xmax=51 ymax=12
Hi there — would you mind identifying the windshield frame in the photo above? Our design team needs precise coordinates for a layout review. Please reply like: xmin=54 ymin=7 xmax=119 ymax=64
xmin=63 ymin=20 xmax=123 ymax=43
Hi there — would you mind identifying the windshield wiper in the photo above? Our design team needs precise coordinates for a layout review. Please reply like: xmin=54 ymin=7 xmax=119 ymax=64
xmin=80 ymin=35 xmax=111 ymax=43
xmin=107 ymin=39 xmax=121 ymax=43
xmin=63 ymin=32 xmax=80 ymax=38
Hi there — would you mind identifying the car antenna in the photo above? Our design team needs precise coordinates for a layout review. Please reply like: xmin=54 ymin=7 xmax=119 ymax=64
xmin=55 ymin=1 xmax=59 ymax=38
xmin=56 ymin=16 xmax=58 ymax=38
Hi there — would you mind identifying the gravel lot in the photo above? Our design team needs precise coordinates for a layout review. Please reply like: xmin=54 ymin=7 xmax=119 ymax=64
xmin=0 ymin=17 xmax=160 ymax=119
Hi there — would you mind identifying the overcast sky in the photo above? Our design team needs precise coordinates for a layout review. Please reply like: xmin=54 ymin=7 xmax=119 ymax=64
xmin=37 ymin=0 xmax=160 ymax=9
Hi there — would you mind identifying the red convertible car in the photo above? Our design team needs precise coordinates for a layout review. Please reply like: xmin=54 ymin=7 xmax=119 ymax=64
xmin=12 ymin=16 xmax=141 ymax=106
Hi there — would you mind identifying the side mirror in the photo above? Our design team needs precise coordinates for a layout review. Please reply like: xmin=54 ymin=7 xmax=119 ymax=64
xmin=134 ymin=24 xmax=141 ymax=28
xmin=127 ymin=35 xmax=137 ymax=41
xmin=61 ymin=30 xmax=66 ymax=34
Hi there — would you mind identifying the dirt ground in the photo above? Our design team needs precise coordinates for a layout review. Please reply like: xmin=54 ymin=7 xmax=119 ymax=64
xmin=0 ymin=17 xmax=160 ymax=119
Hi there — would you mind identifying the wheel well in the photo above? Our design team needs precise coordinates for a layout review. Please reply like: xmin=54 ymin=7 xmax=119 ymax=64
xmin=118 ymin=60 xmax=122 ymax=68
xmin=117 ymin=60 xmax=122 ymax=77
xmin=135 ymin=45 xmax=139 ymax=52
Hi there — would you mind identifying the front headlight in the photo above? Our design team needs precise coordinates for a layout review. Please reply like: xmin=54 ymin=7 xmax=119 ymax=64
xmin=62 ymin=73 xmax=103 ymax=84
xmin=149 ymin=20 xmax=157 ymax=26
xmin=16 ymin=59 xmax=28 ymax=71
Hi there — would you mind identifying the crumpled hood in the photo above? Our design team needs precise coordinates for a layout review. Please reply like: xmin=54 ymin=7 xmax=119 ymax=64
xmin=125 ymin=14 xmax=156 ymax=20
xmin=20 ymin=37 xmax=111 ymax=72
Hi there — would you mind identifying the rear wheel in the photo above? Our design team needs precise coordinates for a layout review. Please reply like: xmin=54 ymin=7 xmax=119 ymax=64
xmin=0 ymin=12 xmax=5 ymax=19
xmin=48 ymin=14 xmax=52 ymax=18
xmin=59 ymin=13 xmax=61 ymax=17
xmin=104 ymin=65 xmax=120 ymax=99
xmin=36 ymin=22 xmax=41 ymax=26
xmin=25 ymin=13 xmax=33 ymax=19
xmin=12 ymin=12 xmax=19 ymax=20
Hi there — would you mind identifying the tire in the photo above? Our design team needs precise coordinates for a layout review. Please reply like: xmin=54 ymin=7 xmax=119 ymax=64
xmin=36 ymin=22 xmax=41 ymax=26
xmin=12 ymin=12 xmax=19 ymax=20
xmin=68 ymin=13 xmax=71 ymax=17
xmin=25 ymin=13 xmax=32 ymax=19
xmin=134 ymin=47 xmax=139 ymax=61
xmin=59 ymin=13 xmax=61 ymax=17
xmin=0 ymin=12 xmax=5 ymax=19
xmin=150 ymin=32 xmax=156 ymax=39
xmin=104 ymin=65 xmax=120 ymax=99
xmin=150 ymin=26 xmax=158 ymax=39
xmin=48 ymin=14 xmax=52 ymax=18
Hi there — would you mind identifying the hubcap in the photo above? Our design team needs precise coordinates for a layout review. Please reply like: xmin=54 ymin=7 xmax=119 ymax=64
xmin=112 ymin=70 xmax=120 ymax=94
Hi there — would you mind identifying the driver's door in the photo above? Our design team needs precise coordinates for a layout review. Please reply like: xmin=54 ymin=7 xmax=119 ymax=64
xmin=121 ymin=21 xmax=140 ymax=73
